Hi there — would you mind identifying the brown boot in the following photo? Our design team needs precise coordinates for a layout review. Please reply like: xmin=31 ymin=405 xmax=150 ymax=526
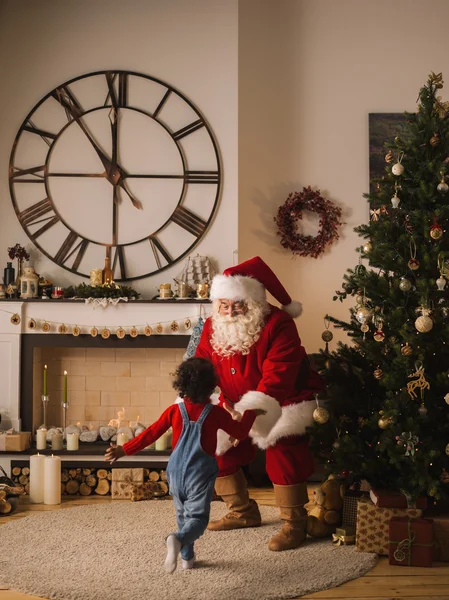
xmin=208 ymin=469 xmax=261 ymax=531
xmin=268 ymin=483 xmax=309 ymax=551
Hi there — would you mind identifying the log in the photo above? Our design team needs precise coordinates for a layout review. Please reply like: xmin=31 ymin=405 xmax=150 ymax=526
xmin=61 ymin=483 xmax=66 ymax=494
xmin=149 ymin=471 xmax=160 ymax=482
xmin=0 ymin=483 xmax=25 ymax=496
xmin=12 ymin=467 xmax=21 ymax=477
xmin=79 ymin=483 xmax=92 ymax=496
xmin=0 ymin=500 xmax=12 ymax=514
xmin=86 ymin=475 xmax=97 ymax=487
xmin=66 ymin=480 xmax=80 ymax=495
xmin=19 ymin=475 xmax=29 ymax=486
xmin=69 ymin=469 xmax=77 ymax=478
xmin=160 ymin=470 xmax=167 ymax=482
xmin=158 ymin=482 xmax=169 ymax=495
xmin=83 ymin=468 xmax=92 ymax=476
xmin=107 ymin=472 xmax=112 ymax=481
xmin=61 ymin=471 xmax=69 ymax=483
xmin=95 ymin=479 xmax=110 ymax=496
xmin=22 ymin=467 xmax=30 ymax=476
xmin=97 ymin=469 xmax=108 ymax=480
xmin=25 ymin=483 xmax=30 ymax=495
xmin=0 ymin=490 xmax=6 ymax=501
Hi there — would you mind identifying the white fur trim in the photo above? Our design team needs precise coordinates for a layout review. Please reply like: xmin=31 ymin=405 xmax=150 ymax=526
xmin=210 ymin=274 xmax=266 ymax=303
xmin=210 ymin=392 xmax=221 ymax=405
xmin=216 ymin=429 xmax=234 ymax=456
xmin=252 ymin=400 xmax=315 ymax=450
xmin=234 ymin=391 xmax=282 ymax=441
xmin=175 ymin=396 xmax=184 ymax=404
xmin=282 ymin=300 xmax=303 ymax=318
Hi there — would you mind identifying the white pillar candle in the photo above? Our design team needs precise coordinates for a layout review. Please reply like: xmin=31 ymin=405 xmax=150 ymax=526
xmin=66 ymin=432 xmax=79 ymax=451
xmin=51 ymin=433 xmax=63 ymax=451
xmin=36 ymin=428 xmax=47 ymax=450
xmin=29 ymin=453 xmax=46 ymax=504
xmin=44 ymin=455 xmax=61 ymax=505
xmin=116 ymin=432 xmax=129 ymax=446
xmin=155 ymin=431 xmax=169 ymax=451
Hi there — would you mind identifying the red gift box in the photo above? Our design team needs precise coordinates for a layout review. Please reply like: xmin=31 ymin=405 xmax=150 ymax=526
xmin=370 ymin=488 xmax=427 ymax=510
xmin=388 ymin=517 xmax=434 ymax=567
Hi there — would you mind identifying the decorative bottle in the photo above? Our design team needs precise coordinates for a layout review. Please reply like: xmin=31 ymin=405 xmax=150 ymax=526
xmin=102 ymin=254 xmax=113 ymax=284
xmin=3 ymin=262 xmax=15 ymax=287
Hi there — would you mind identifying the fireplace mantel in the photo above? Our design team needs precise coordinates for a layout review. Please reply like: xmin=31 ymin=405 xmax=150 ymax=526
xmin=0 ymin=299 xmax=212 ymax=433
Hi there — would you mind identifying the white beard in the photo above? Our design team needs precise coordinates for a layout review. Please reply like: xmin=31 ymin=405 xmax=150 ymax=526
xmin=211 ymin=301 xmax=269 ymax=357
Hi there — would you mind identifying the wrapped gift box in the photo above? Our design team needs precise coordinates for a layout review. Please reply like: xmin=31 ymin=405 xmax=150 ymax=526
xmin=111 ymin=468 xmax=144 ymax=500
xmin=0 ymin=431 xmax=31 ymax=452
xmin=356 ymin=496 xmax=423 ymax=555
xmin=388 ymin=517 xmax=434 ymax=567
xmin=370 ymin=488 xmax=427 ymax=510
xmin=425 ymin=510 xmax=449 ymax=562
xmin=342 ymin=490 xmax=365 ymax=528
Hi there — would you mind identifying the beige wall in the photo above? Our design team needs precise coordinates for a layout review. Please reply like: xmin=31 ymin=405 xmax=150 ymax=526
xmin=239 ymin=0 xmax=449 ymax=351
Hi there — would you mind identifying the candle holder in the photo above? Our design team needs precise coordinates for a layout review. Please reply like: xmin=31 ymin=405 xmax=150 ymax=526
xmin=41 ymin=395 xmax=50 ymax=428
xmin=61 ymin=401 xmax=69 ymax=443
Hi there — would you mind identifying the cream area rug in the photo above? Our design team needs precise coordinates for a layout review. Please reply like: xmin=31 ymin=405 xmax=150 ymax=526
xmin=0 ymin=501 xmax=377 ymax=600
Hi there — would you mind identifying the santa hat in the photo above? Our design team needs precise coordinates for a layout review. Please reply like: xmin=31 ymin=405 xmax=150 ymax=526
xmin=210 ymin=256 xmax=302 ymax=318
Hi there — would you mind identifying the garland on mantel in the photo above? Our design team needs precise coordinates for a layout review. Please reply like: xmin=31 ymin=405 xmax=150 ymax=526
xmin=1 ymin=307 xmax=209 ymax=338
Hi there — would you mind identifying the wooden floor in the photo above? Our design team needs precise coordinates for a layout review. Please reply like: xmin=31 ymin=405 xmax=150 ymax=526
xmin=0 ymin=486 xmax=448 ymax=600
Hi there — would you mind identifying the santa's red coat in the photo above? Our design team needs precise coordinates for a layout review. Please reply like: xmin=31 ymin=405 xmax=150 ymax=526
xmin=195 ymin=305 xmax=322 ymax=483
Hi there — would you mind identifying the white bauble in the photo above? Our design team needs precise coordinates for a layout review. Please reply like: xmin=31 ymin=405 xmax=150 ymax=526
xmin=356 ymin=307 xmax=372 ymax=324
xmin=392 ymin=162 xmax=404 ymax=176
xmin=436 ymin=276 xmax=447 ymax=291
xmin=415 ymin=315 xmax=433 ymax=333
xmin=437 ymin=181 xmax=449 ymax=194
xmin=391 ymin=194 xmax=401 ymax=208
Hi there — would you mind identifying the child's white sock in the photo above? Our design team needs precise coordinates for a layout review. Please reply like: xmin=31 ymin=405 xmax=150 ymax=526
xmin=181 ymin=555 xmax=195 ymax=570
xmin=165 ymin=534 xmax=182 ymax=574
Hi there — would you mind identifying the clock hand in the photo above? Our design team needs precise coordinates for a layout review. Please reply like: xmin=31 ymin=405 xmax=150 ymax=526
xmin=117 ymin=179 xmax=143 ymax=210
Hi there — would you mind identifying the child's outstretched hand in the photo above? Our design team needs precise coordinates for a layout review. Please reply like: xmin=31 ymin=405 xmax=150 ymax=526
xmin=105 ymin=443 xmax=125 ymax=464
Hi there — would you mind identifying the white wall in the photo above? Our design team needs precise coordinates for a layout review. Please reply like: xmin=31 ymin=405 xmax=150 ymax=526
xmin=0 ymin=0 xmax=238 ymax=296
xmin=239 ymin=0 xmax=449 ymax=351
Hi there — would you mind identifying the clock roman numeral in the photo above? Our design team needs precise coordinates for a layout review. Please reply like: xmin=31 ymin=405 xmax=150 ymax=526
xmin=152 ymin=89 xmax=172 ymax=119
xmin=18 ymin=198 xmax=60 ymax=238
xmin=10 ymin=165 xmax=46 ymax=183
xmin=171 ymin=206 xmax=206 ymax=238
xmin=105 ymin=72 xmax=128 ymax=108
xmin=149 ymin=236 xmax=172 ymax=269
xmin=173 ymin=119 xmax=204 ymax=141
xmin=23 ymin=120 xmax=57 ymax=147
xmin=52 ymin=86 xmax=84 ymax=122
xmin=112 ymin=246 xmax=127 ymax=280
xmin=54 ymin=233 xmax=89 ymax=269
xmin=185 ymin=171 xmax=219 ymax=184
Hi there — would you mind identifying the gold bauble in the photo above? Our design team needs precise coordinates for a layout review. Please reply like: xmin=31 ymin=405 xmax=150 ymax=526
xmin=313 ymin=407 xmax=330 ymax=424
xmin=401 ymin=342 xmax=413 ymax=356
xmin=430 ymin=226 xmax=443 ymax=240
xmin=385 ymin=150 xmax=395 ymax=163
xmin=363 ymin=241 xmax=372 ymax=253
xmin=415 ymin=315 xmax=433 ymax=333
xmin=378 ymin=417 xmax=390 ymax=429
xmin=430 ymin=133 xmax=440 ymax=147
xmin=374 ymin=368 xmax=384 ymax=379
xmin=445 ymin=443 xmax=449 ymax=456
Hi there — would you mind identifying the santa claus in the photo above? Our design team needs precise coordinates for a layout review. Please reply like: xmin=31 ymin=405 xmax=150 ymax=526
xmin=195 ymin=256 xmax=322 ymax=551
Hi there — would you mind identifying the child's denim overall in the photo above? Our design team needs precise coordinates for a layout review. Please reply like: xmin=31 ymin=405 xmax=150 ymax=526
xmin=166 ymin=401 xmax=218 ymax=561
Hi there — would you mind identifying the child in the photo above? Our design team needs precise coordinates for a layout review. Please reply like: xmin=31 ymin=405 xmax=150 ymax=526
xmin=104 ymin=357 xmax=262 ymax=574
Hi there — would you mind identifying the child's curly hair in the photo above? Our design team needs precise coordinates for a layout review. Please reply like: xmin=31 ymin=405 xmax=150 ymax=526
xmin=172 ymin=357 xmax=218 ymax=404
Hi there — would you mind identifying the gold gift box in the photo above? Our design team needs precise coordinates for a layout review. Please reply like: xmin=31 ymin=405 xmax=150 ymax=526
xmin=0 ymin=431 xmax=31 ymax=452
xmin=111 ymin=468 xmax=144 ymax=500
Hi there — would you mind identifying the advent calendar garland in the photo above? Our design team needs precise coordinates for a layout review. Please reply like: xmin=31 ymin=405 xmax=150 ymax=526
xmin=274 ymin=186 xmax=342 ymax=258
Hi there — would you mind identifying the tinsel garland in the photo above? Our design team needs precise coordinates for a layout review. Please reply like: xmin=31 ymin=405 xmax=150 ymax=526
xmin=274 ymin=186 xmax=343 ymax=258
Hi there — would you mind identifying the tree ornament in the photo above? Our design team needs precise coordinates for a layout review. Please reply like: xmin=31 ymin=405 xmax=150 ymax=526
xmin=130 ymin=327 xmax=138 ymax=338
xmin=415 ymin=308 xmax=433 ymax=333
xmin=444 ymin=393 xmax=449 ymax=404
xmin=392 ymin=154 xmax=404 ymax=176
xmin=436 ymin=276 xmax=447 ymax=291
xmin=401 ymin=342 xmax=413 ymax=356
xmin=391 ymin=193 xmax=401 ymax=209
xmin=321 ymin=317 xmax=333 ymax=352
xmin=363 ymin=241 xmax=372 ymax=254
xmin=90 ymin=327 xmax=98 ymax=337
xmin=41 ymin=321 xmax=50 ymax=333
xmin=27 ymin=318 xmax=36 ymax=330
xmin=430 ymin=221 xmax=443 ymax=240
xmin=360 ymin=323 xmax=369 ymax=333
xmin=399 ymin=277 xmax=412 ymax=292
xmin=370 ymin=208 xmax=381 ymax=221
xmin=378 ymin=417 xmax=391 ymax=429
xmin=408 ymin=238 xmax=420 ymax=270
xmin=274 ymin=187 xmax=343 ymax=258
xmin=398 ymin=432 xmax=419 ymax=456
xmin=72 ymin=325 xmax=81 ymax=337
xmin=101 ymin=328 xmax=111 ymax=339
xmin=356 ymin=306 xmax=372 ymax=324
xmin=354 ymin=262 xmax=367 ymax=276
xmin=437 ymin=173 xmax=448 ymax=194
xmin=332 ymin=440 xmax=340 ymax=449
xmin=430 ymin=132 xmax=440 ymax=147
xmin=170 ymin=321 xmax=179 ymax=333
xmin=144 ymin=325 xmax=153 ymax=336
xmin=407 ymin=362 xmax=430 ymax=400
xmin=155 ymin=323 xmax=164 ymax=334
xmin=385 ymin=149 xmax=395 ymax=163
xmin=58 ymin=324 xmax=68 ymax=334
xmin=10 ymin=314 xmax=20 ymax=325
xmin=312 ymin=395 xmax=329 ymax=424
xmin=116 ymin=327 xmax=126 ymax=339
xmin=184 ymin=319 xmax=192 ymax=330
xmin=446 ymin=443 xmax=449 ymax=456
xmin=418 ymin=404 xmax=428 ymax=417
xmin=374 ymin=367 xmax=384 ymax=379
xmin=373 ymin=321 xmax=385 ymax=342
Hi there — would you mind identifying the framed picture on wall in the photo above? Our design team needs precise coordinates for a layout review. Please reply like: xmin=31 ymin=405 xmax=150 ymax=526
xmin=368 ymin=113 xmax=407 ymax=197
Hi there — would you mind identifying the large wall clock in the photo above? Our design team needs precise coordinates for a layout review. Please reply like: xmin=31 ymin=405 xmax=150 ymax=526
xmin=9 ymin=70 xmax=222 ymax=281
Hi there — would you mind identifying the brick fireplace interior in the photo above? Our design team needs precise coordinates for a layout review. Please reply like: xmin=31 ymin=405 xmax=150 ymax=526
xmin=23 ymin=334 xmax=189 ymax=435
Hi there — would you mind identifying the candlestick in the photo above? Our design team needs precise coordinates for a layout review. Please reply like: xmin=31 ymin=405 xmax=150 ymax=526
xmin=44 ymin=455 xmax=61 ymax=505
xmin=29 ymin=453 xmax=45 ymax=503
xmin=41 ymin=395 xmax=49 ymax=428
xmin=51 ymin=432 xmax=63 ymax=451
xmin=36 ymin=427 xmax=47 ymax=450
xmin=63 ymin=370 xmax=68 ymax=404
xmin=66 ymin=432 xmax=79 ymax=451
xmin=116 ymin=432 xmax=129 ymax=446
xmin=43 ymin=364 xmax=48 ymax=396
xmin=61 ymin=398 xmax=69 ymax=444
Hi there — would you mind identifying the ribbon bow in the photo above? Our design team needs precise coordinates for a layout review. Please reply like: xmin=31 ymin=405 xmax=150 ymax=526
xmin=393 ymin=520 xmax=416 ymax=563
xmin=370 ymin=208 xmax=381 ymax=221
xmin=332 ymin=532 xmax=356 ymax=546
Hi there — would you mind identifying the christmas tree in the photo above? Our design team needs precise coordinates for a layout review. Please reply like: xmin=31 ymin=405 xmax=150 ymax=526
xmin=310 ymin=72 xmax=449 ymax=504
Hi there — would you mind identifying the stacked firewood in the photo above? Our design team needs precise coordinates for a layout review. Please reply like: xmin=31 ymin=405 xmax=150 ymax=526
xmin=10 ymin=466 xmax=169 ymax=498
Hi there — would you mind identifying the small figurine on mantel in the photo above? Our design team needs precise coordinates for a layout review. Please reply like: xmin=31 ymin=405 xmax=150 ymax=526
xmin=174 ymin=255 xmax=216 ymax=299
